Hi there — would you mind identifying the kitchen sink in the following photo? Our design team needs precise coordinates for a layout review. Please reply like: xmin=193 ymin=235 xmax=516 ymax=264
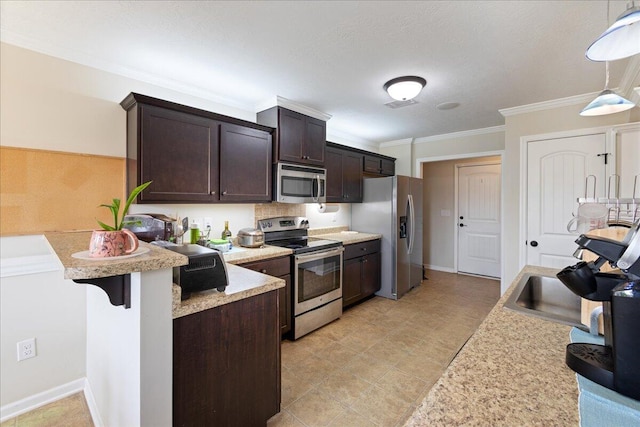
xmin=504 ymin=273 xmax=585 ymax=329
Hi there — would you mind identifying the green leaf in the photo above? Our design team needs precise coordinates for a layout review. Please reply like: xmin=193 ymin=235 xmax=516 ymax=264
xmin=97 ymin=220 xmax=116 ymax=231
xmin=119 ymin=181 xmax=152 ymax=229
xmin=96 ymin=181 xmax=152 ymax=230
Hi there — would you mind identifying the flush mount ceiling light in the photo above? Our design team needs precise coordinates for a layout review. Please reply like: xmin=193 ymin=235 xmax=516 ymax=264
xmin=383 ymin=76 xmax=426 ymax=101
xmin=586 ymin=1 xmax=640 ymax=61
xmin=580 ymin=62 xmax=635 ymax=116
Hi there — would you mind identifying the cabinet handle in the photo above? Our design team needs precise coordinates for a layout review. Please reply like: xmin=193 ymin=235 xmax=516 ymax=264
xmin=361 ymin=247 xmax=367 ymax=251
xmin=210 ymin=191 xmax=216 ymax=195
xmin=222 ymin=191 xmax=227 ymax=195
xmin=260 ymin=269 xmax=267 ymax=274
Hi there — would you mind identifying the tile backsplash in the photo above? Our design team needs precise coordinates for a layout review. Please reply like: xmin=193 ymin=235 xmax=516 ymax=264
xmin=254 ymin=203 xmax=305 ymax=221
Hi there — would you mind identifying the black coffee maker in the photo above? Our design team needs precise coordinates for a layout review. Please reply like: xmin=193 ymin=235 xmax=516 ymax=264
xmin=557 ymin=222 xmax=640 ymax=401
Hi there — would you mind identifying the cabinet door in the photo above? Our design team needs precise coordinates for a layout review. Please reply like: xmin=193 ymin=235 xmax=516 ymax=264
xmin=380 ymin=158 xmax=395 ymax=176
xmin=173 ymin=291 xmax=280 ymax=426
xmin=363 ymin=155 xmax=381 ymax=174
xmin=304 ymin=116 xmax=326 ymax=166
xmin=140 ymin=105 xmax=219 ymax=202
xmin=219 ymin=123 xmax=272 ymax=202
xmin=343 ymin=257 xmax=362 ymax=307
xmin=278 ymin=108 xmax=305 ymax=164
xmin=343 ymin=151 xmax=363 ymax=202
xmin=325 ymin=147 xmax=344 ymax=202
xmin=279 ymin=274 xmax=292 ymax=335
xmin=361 ymin=252 xmax=381 ymax=297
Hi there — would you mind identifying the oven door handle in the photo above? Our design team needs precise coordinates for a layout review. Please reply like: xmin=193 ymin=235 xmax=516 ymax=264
xmin=294 ymin=247 xmax=344 ymax=263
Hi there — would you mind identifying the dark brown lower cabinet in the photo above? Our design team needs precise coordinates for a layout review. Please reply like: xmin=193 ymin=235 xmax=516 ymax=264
xmin=173 ymin=290 xmax=280 ymax=426
xmin=342 ymin=239 xmax=381 ymax=307
xmin=238 ymin=256 xmax=292 ymax=336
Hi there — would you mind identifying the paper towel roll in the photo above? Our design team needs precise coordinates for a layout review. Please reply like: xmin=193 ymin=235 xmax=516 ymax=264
xmin=317 ymin=203 xmax=339 ymax=213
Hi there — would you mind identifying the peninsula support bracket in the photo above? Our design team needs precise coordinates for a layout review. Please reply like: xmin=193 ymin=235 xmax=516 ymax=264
xmin=73 ymin=274 xmax=131 ymax=309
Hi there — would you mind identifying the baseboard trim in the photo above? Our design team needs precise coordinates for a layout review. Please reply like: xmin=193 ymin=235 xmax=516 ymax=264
xmin=83 ymin=379 xmax=103 ymax=427
xmin=458 ymin=271 xmax=501 ymax=281
xmin=424 ymin=264 xmax=456 ymax=274
xmin=0 ymin=378 xmax=86 ymax=422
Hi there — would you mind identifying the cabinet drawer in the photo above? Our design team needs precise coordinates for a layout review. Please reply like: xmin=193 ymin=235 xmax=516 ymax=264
xmin=240 ymin=256 xmax=291 ymax=277
xmin=344 ymin=239 xmax=381 ymax=260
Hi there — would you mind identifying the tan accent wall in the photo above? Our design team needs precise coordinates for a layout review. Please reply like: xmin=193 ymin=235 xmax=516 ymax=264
xmin=0 ymin=147 xmax=125 ymax=235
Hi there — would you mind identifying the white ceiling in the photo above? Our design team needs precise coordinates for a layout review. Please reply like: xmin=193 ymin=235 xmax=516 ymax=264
xmin=1 ymin=1 xmax=638 ymax=145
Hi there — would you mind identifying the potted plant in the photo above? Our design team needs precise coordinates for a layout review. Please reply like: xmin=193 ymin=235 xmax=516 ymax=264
xmin=89 ymin=181 xmax=152 ymax=258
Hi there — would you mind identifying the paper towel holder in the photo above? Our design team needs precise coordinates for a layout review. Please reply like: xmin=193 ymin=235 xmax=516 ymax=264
xmin=317 ymin=203 xmax=340 ymax=213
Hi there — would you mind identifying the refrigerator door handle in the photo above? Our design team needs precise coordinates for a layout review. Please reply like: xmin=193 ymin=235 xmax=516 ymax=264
xmin=408 ymin=194 xmax=415 ymax=255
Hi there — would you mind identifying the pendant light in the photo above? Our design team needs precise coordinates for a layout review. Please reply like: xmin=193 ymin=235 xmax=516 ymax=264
xmin=580 ymin=61 xmax=635 ymax=116
xmin=384 ymin=76 xmax=426 ymax=101
xmin=586 ymin=1 xmax=640 ymax=61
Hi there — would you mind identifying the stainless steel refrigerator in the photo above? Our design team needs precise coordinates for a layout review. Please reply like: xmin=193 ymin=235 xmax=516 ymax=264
xmin=351 ymin=175 xmax=423 ymax=300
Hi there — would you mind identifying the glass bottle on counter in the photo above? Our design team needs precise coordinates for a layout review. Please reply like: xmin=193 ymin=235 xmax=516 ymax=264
xmin=221 ymin=221 xmax=232 ymax=240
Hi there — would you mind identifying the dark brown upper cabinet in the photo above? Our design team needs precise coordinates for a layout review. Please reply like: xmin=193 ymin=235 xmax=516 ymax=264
xmin=219 ymin=123 xmax=271 ymax=202
xmin=364 ymin=154 xmax=395 ymax=177
xmin=121 ymin=93 xmax=273 ymax=203
xmin=257 ymin=106 xmax=326 ymax=167
xmin=325 ymin=145 xmax=363 ymax=203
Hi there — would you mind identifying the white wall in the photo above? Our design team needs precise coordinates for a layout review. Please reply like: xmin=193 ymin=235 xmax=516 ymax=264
xmin=0 ymin=236 xmax=86 ymax=409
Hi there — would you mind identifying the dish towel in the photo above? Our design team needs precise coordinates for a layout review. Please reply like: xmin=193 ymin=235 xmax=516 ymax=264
xmin=569 ymin=328 xmax=640 ymax=427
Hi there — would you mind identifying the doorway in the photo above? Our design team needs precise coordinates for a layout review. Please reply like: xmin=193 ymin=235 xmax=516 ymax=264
xmin=419 ymin=152 xmax=504 ymax=282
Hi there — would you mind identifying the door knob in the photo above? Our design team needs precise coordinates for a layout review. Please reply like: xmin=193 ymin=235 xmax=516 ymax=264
xmin=530 ymin=240 xmax=538 ymax=247
xmin=460 ymin=216 xmax=464 ymax=220
xmin=459 ymin=223 xmax=467 ymax=227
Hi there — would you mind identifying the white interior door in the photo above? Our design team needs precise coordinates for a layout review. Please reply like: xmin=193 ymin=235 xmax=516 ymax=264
xmin=526 ymin=133 xmax=609 ymax=269
xmin=458 ymin=163 xmax=501 ymax=278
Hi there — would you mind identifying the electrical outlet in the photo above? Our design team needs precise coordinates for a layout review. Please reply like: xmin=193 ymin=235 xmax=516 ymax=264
xmin=203 ymin=217 xmax=213 ymax=229
xmin=17 ymin=338 xmax=36 ymax=361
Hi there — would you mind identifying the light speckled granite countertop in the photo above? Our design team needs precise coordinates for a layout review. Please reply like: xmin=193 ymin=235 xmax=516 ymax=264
xmin=173 ymin=229 xmax=380 ymax=318
xmin=172 ymin=264 xmax=285 ymax=318
xmin=44 ymin=231 xmax=187 ymax=279
xmin=404 ymin=265 xmax=579 ymax=426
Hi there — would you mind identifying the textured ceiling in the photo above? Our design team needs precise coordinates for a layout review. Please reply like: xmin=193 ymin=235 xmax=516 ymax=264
xmin=1 ymin=0 xmax=637 ymax=145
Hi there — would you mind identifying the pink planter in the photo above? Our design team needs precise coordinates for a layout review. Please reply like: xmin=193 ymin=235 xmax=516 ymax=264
xmin=89 ymin=229 xmax=139 ymax=258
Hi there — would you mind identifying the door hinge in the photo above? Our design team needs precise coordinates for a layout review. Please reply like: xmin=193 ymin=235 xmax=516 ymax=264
xmin=597 ymin=152 xmax=611 ymax=164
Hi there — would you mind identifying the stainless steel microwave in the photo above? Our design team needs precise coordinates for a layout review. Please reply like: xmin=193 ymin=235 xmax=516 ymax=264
xmin=275 ymin=163 xmax=326 ymax=204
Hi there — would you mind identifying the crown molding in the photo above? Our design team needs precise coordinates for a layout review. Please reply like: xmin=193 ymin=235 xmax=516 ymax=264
xmin=413 ymin=125 xmax=505 ymax=144
xmin=379 ymin=138 xmax=414 ymax=148
xmin=326 ymin=128 xmax=378 ymax=152
xmin=255 ymin=95 xmax=332 ymax=122
xmin=499 ymin=92 xmax=603 ymax=117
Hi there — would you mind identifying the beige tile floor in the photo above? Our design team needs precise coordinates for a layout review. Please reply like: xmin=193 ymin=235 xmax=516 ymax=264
xmin=0 ymin=392 xmax=93 ymax=427
xmin=268 ymin=270 xmax=500 ymax=427
xmin=1 ymin=270 xmax=499 ymax=427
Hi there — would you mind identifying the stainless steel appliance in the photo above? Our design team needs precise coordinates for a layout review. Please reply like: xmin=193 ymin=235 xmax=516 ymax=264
xmin=274 ymin=163 xmax=326 ymax=204
xmin=258 ymin=216 xmax=343 ymax=339
xmin=557 ymin=221 xmax=640 ymax=400
xmin=237 ymin=228 xmax=265 ymax=248
xmin=165 ymin=244 xmax=229 ymax=299
xmin=351 ymin=176 xmax=423 ymax=300
xmin=123 ymin=213 xmax=177 ymax=242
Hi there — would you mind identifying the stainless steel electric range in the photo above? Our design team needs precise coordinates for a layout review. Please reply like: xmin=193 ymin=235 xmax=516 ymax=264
xmin=258 ymin=216 xmax=343 ymax=339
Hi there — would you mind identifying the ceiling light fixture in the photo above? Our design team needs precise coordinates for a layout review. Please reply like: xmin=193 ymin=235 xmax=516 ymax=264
xmin=580 ymin=61 xmax=635 ymax=116
xmin=383 ymin=76 xmax=426 ymax=101
xmin=586 ymin=1 xmax=640 ymax=61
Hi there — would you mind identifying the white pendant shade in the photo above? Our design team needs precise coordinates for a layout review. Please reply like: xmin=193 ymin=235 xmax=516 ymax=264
xmin=580 ymin=89 xmax=635 ymax=116
xmin=384 ymin=76 xmax=426 ymax=101
xmin=586 ymin=7 xmax=640 ymax=61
